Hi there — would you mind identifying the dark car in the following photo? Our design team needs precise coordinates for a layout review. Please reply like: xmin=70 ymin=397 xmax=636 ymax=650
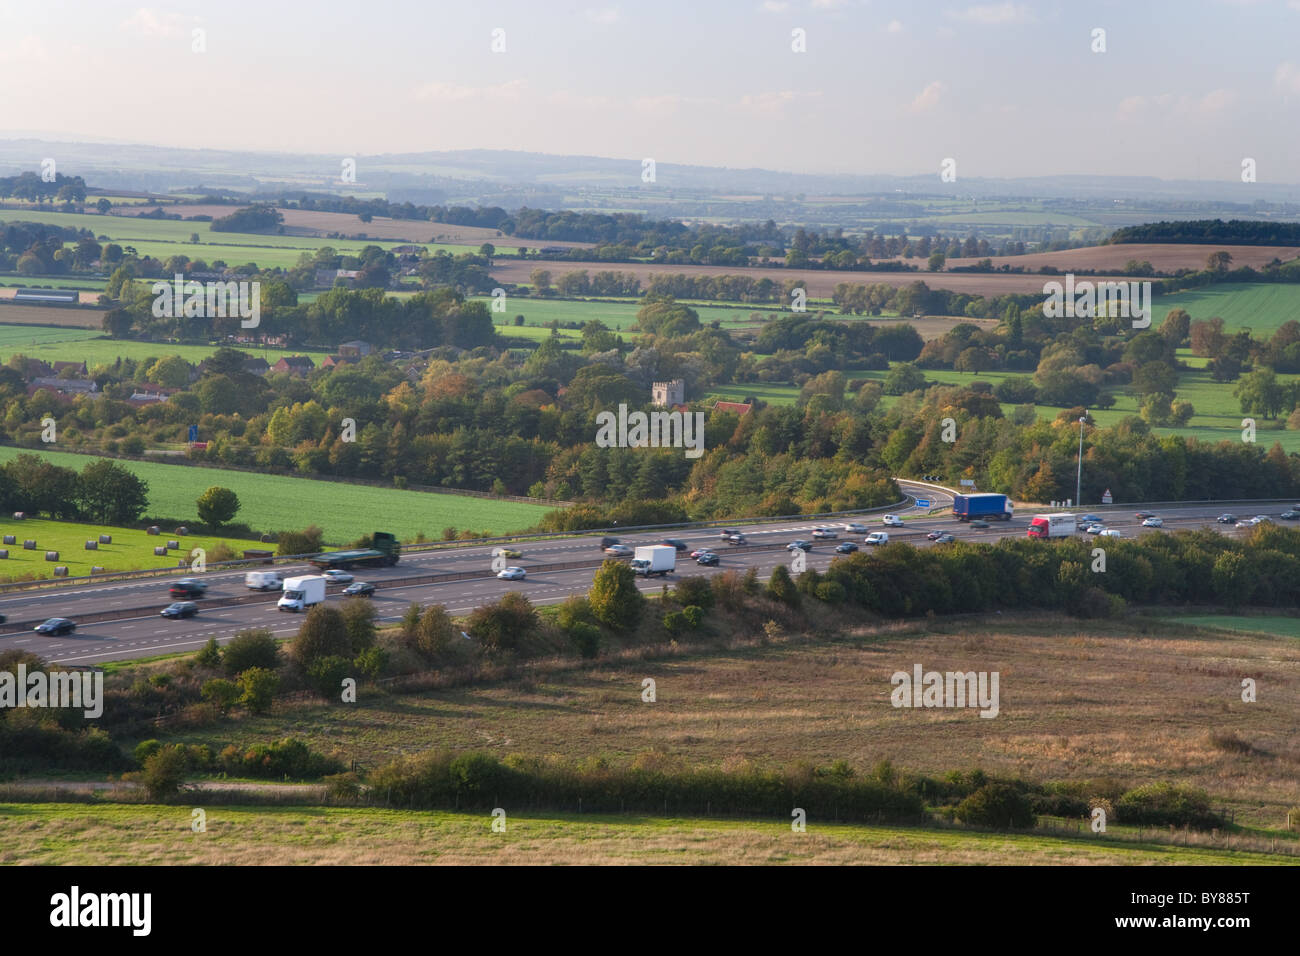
xmin=160 ymin=602 xmax=199 ymax=619
xmin=35 ymin=618 xmax=75 ymax=635
xmin=724 ymin=533 xmax=747 ymax=545
xmin=786 ymin=540 xmax=813 ymax=552
xmin=970 ymin=520 xmax=990 ymax=529
xmin=1135 ymin=511 xmax=1156 ymax=520
xmin=662 ymin=539 xmax=689 ymax=552
xmin=835 ymin=542 xmax=859 ymax=554
xmin=343 ymin=582 xmax=376 ymax=597
xmin=599 ymin=536 xmax=620 ymax=550
xmin=696 ymin=552 xmax=720 ymax=566
xmin=169 ymin=578 xmax=208 ymax=599
xmin=926 ymin=530 xmax=944 ymax=541
xmin=1280 ymin=511 xmax=1300 ymax=520
xmin=1217 ymin=514 xmax=1236 ymax=523
xmin=936 ymin=533 xmax=956 ymax=544
xmin=719 ymin=528 xmax=741 ymax=539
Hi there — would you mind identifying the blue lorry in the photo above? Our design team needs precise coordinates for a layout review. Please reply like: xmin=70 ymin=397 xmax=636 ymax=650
xmin=951 ymin=493 xmax=1014 ymax=522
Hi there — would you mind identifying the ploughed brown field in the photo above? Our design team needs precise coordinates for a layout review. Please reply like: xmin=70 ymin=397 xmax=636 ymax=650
xmin=0 ymin=301 xmax=105 ymax=326
xmin=912 ymin=243 xmax=1300 ymax=275
xmin=490 ymin=259 xmax=1126 ymax=297
xmin=113 ymin=204 xmax=593 ymax=249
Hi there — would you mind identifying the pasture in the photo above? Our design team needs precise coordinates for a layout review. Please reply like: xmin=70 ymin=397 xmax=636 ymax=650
xmin=0 ymin=447 xmax=555 ymax=544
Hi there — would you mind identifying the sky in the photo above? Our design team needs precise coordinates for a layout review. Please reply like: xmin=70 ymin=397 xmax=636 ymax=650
xmin=1 ymin=0 xmax=1298 ymax=182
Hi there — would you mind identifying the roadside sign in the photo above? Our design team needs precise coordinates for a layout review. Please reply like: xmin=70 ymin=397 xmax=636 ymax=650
xmin=1102 ymin=488 xmax=1113 ymax=504
xmin=960 ymin=479 xmax=976 ymax=487
xmin=188 ymin=424 xmax=198 ymax=442
xmin=915 ymin=498 xmax=931 ymax=508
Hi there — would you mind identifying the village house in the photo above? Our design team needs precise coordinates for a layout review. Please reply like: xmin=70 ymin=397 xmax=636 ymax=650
xmin=271 ymin=355 xmax=316 ymax=376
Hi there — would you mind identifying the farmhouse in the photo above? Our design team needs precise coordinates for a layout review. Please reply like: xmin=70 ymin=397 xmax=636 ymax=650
xmin=271 ymin=355 xmax=315 ymax=375
xmin=338 ymin=340 xmax=371 ymax=357
xmin=712 ymin=400 xmax=753 ymax=417
xmin=29 ymin=377 xmax=98 ymax=398
xmin=320 ymin=354 xmax=358 ymax=369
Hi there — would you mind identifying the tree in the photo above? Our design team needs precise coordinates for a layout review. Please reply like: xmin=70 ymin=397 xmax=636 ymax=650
xmin=200 ymin=678 xmax=240 ymax=715
xmin=529 ymin=268 xmax=552 ymax=293
xmin=766 ymin=565 xmax=801 ymax=607
xmin=465 ymin=591 xmax=539 ymax=650
xmin=96 ymin=198 xmax=111 ymax=214
xmin=76 ymin=459 xmax=150 ymax=524
xmin=413 ymin=603 xmax=457 ymax=659
xmin=196 ymin=486 xmax=240 ymax=526
xmin=927 ymin=252 xmax=946 ymax=272
xmin=146 ymin=355 xmax=192 ymax=388
xmin=1235 ymin=369 xmax=1286 ymax=419
xmin=102 ymin=308 xmax=133 ymax=338
xmin=588 ymin=560 xmax=644 ymax=630
xmin=292 ymin=604 xmax=351 ymax=666
xmin=140 ymin=745 xmax=189 ymax=799
xmin=339 ymin=597 xmax=377 ymax=654
xmin=1206 ymin=250 xmax=1233 ymax=274
xmin=883 ymin=362 xmax=926 ymax=396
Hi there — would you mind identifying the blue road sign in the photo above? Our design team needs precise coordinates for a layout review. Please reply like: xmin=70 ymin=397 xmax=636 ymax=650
xmin=915 ymin=498 xmax=931 ymax=508
xmin=188 ymin=425 xmax=198 ymax=442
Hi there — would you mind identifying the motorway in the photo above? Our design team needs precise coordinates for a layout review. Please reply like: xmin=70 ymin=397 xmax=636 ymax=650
xmin=2 ymin=481 xmax=1292 ymax=664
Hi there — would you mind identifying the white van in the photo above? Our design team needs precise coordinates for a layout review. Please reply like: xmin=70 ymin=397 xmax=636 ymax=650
xmin=245 ymin=570 xmax=283 ymax=591
xmin=865 ymin=531 xmax=889 ymax=545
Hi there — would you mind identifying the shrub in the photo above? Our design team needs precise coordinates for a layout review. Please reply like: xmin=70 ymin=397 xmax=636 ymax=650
xmin=1116 ymin=782 xmax=1220 ymax=829
xmin=305 ymin=655 xmax=352 ymax=697
xmin=276 ymin=525 xmax=324 ymax=556
xmin=195 ymin=637 xmax=222 ymax=669
xmin=414 ymin=604 xmax=457 ymax=659
xmin=766 ymin=565 xmax=801 ymax=607
xmin=237 ymin=667 xmax=280 ymax=715
xmin=133 ymin=739 xmax=162 ymax=766
xmin=339 ymin=597 xmax=377 ymax=654
xmin=354 ymin=645 xmax=387 ymax=680
xmin=140 ymin=744 xmax=189 ymax=799
xmin=663 ymin=611 xmax=688 ymax=635
xmin=200 ymin=678 xmax=241 ymax=715
xmin=673 ymin=576 xmax=714 ymax=610
xmin=681 ymin=605 xmax=703 ymax=629
xmin=955 ymin=783 xmax=1038 ymax=829
xmin=222 ymin=628 xmax=279 ymax=676
xmin=815 ymin=580 xmax=847 ymax=604
xmin=588 ymin=560 xmax=644 ymax=630
xmin=466 ymin=592 xmax=539 ymax=651
xmin=292 ymin=604 xmax=351 ymax=666
xmin=325 ymin=771 xmax=362 ymax=800
xmin=568 ymin=621 xmax=601 ymax=659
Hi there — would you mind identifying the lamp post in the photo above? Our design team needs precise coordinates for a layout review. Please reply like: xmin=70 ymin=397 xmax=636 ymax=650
xmin=1076 ymin=415 xmax=1086 ymax=507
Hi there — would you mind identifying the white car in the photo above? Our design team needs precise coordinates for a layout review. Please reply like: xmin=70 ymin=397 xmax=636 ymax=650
xmin=1141 ymin=517 xmax=1163 ymax=528
xmin=882 ymin=514 xmax=905 ymax=527
xmin=1083 ymin=523 xmax=1105 ymax=534
xmin=1235 ymin=519 xmax=1258 ymax=529
xmin=1253 ymin=515 xmax=1273 ymax=524
xmin=811 ymin=528 xmax=838 ymax=539
xmin=497 ymin=566 xmax=526 ymax=580
xmin=843 ymin=522 xmax=868 ymax=534
xmin=604 ymin=544 xmax=634 ymax=557
xmin=1098 ymin=529 xmax=1122 ymax=538
xmin=321 ymin=569 xmax=354 ymax=584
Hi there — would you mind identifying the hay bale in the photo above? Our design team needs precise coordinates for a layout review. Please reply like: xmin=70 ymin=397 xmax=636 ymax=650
xmin=44 ymin=551 xmax=59 ymax=561
xmin=22 ymin=540 xmax=36 ymax=550
xmin=153 ymin=546 xmax=167 ymax=556
xmin=99 ymin=534 xmax=112 ymax=544
xmin=2 ymin=535 xmax=13 ymax=545
xmin=54 ymin=566 xmax=68 ymax=577
xmin=85 ymin=540 xmax=98 ymax=550
xmin=167 ymin=540 xmax=180 ymax=550
xmin=147 ymin=526 xmax=160 ymax=535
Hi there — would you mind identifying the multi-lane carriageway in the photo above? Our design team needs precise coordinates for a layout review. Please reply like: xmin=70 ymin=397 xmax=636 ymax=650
xmin=2 ymin=481 xmax=1293 ymax=664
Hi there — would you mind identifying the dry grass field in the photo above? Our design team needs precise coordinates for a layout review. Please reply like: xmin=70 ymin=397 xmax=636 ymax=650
xmin=1 ymin=803 xmax=1288 ymax=865
xmin=168 ymin=614 xmax=1300 ymax=831
xmin=936 ymin=243 xmax=1300 ymax=274
xmin=0 ymin=302 xmax=106 ymax=327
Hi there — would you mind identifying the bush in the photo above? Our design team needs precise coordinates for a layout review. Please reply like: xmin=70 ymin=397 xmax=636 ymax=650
xmin=354 ymin=645 xmax=387 ymax=680
xmin=220 ymin=737 xmax=344 ymax=779
xmin=195 ymin=637 xmax=222 ymax=669
xmin=413 ymin=604 xmax=457 ymax=660
xmin=276 ymin=525 xmax=324 ymax=557
xmin=339 ymin=597 xmax=377 ymax=654
xmin=663 ymin=611 xmax=688 ymax=635
xmin=140 ymin=744 xmax=189 ymax=799
xmin=673 ymin=576 xmax=714 ymax=610
xmin=815 ymin=580 xmax=847 ymax=604
xmin=766 ymin=565 xmax=801 ymax=607
xmin=954 ymin=783 xmax=1038 ymax=829
xmin=133 ymin=739 xmax=162 ymax=766
xmin=237 ymin=667 xmax=280 ymax=715
xmin=292 ymin=604 xmax=351 ymax=666
xmin=200 ymin=678 xmax=240 ymax=715
xmin=1116 ymin=782 xmax=1220 ymax=829
xmin=325 ymin=771 xmax=362 ymax=800
xmin=568 ymin=621 xmax=601 ymax=659
xmin=305 ymin=655 xmax=352 ymax=697
xmin=588 ymin=560 xmax=644 ymax=630
xmin=466 ymin=592 xmax=539 ymax=651
xmin=222 ymin=629 xmax=279 ymax=676
xmin=681 ymin=605 xmax=704 ymax=629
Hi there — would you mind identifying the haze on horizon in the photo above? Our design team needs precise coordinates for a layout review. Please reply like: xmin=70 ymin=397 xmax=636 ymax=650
xmin=1 ymin=0 xmax=1298 ymax=183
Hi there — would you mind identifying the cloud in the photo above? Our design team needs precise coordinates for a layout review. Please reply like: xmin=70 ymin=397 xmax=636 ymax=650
xmin=0 ymin=34 xmax=49 ymax=63
xmin=414 ymin=80 xmax=527 ymax=103
xmin=759 ymin=1 xmax=790 ymax=12
xmin=811 ymin=0 xmax=850 ymax=8
xmin=120 ymin=8 xmax=190 ymax=37
xmin=1117 ymin=89 xmax=1235 ymax=119
xmin=949 ymin=3 xmax=1033 ymax=24
xmin=585 ymin=8 xmax=619 ymax=25
xmin=909 ymin=80 xmax=945 ymax=112
xmin=1276 ymin=61 xmax=1300 ymax=94
xmin=737 ymin=90 xmax=823 ymax=113
xmin=886 ymin=19 xmax=905 ymax=33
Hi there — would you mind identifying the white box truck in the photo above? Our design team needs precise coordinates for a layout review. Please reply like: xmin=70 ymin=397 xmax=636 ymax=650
xmin=278 ymin=574 xmax=327 ymax=611
xmin=1027 ymin=513 xmax=1076 ymax=539
xmin=630 ymin=545 xmax=676 ymax=577
xmin=245 ymin=570 xmax=283 ymax=591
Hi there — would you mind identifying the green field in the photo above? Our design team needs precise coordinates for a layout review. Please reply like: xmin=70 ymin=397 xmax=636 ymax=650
xmin=0 ymin=803 xmax=1285 ymax=865
xmin=1154 ymin=282 xmax=1300 ymax=335
xmin=0 ymin=447 xmax=555 ymax=543
xmin=0 ymin=516 xmax=259 ymax=581
xmin=1170 ymin=614 xmax=1300 ymax=639
xmin=0 ymin=324 xmax=331 ymax=368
